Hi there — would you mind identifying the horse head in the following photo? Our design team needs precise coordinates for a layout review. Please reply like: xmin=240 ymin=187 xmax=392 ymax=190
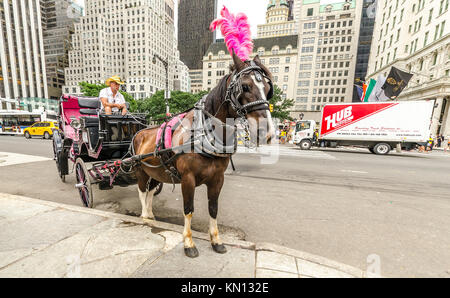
xmin=230 ymin=52 xmax=276 ymax=145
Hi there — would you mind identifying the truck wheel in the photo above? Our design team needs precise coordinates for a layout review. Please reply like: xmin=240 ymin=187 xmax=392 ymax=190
xmin=299 ymin=139 xmax=312 ymax=150
xmin=373 ymin=143 xmax=391 ymax=155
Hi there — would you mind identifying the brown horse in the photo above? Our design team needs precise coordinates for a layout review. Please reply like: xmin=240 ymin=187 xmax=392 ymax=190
xmin=132 ymin=53 xmax=275 ymax=258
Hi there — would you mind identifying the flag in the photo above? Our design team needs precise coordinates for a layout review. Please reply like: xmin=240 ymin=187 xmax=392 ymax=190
xmin=363 ymin=79 xmax=377 ymax=102
xmin=361 ymin=82 xmax=368 ymax=101
xmin=353 ymin=85 xmax=363 ymax=102
xmin=367 ymin=75 xmax=389 ymax=102
xmin=382 ymin=67 xmax=414 ymax=99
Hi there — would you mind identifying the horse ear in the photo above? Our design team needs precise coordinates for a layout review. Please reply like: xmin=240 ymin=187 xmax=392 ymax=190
xmin=232 ymin=50 xmax=246 ymax=71
xmin=253 ymin=55 xmax=262 ymax=64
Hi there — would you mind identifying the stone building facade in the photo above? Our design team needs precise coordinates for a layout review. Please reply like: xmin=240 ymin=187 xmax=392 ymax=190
xmin=0 ymin=0 xmax=48 ymax=101
xmin=63 ymin=0 xmax=176 ymax=99
xmin=366 ymin=0 xmax=450 ymax=136
xmin=292 ymin=0 xmax=363 ymax=121
xmin=42 ymin=0 xmax=82 ymax=99
xmin=258 ymin=0 xmax=297 ymax=38
xmin=202 ymin=35 xmax=298 ymax=102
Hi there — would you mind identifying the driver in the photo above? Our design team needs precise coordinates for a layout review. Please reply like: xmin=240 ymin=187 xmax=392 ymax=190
xmin=99 ymin=76 xmax=127 ymax=115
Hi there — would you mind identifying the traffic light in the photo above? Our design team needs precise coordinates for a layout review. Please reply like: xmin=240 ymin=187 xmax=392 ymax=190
xmin=269 ymin=104 xmax=274 ymax=113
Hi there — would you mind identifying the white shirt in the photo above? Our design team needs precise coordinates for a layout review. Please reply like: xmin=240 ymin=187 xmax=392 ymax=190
xmin=99 ymin=87 xmax=125 ymax=113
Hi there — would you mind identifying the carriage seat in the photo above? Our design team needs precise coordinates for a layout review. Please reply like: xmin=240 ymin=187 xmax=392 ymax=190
xmin=79 ymin=98 xmax=130 ymax=115
xmin=78 ymin=97 xmax=101 ymax=109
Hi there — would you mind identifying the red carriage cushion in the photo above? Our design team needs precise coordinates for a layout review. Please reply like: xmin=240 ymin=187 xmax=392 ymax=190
xmin=156 ymin=113 xmax=187 ymax=149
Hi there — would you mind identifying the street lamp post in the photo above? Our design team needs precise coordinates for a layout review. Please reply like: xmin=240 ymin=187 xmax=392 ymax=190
xmin=153 ymin=54 xmax=170 ymax=116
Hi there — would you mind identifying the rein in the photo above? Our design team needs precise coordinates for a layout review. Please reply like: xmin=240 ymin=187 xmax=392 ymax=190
xmin=125 ymin=62 xmax=273 ymax=187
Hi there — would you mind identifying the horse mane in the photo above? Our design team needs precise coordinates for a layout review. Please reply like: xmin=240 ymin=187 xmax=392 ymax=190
xmin=205 ymin=74 xmax=231 ymax=115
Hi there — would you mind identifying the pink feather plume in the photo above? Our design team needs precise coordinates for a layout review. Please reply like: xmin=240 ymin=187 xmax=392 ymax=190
xmin=210 ymin=6 xmax=253 ymax=62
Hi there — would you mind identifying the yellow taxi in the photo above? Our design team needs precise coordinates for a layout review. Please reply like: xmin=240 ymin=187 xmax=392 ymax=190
xmin=23 ymin=121 xmax=59 ymax=139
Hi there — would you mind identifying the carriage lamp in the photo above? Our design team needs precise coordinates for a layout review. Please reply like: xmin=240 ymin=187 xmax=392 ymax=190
xmin=70 ymin=118 xmax=81 ymax=130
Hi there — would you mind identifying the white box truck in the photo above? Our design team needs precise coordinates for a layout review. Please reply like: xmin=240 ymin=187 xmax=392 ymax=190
xmin=293 ymin=101 xmax=435 ymax=155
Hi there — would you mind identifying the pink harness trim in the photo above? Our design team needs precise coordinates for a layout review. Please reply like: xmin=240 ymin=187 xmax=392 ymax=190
xmin=156 ymin=113 xmax=187 ymax=149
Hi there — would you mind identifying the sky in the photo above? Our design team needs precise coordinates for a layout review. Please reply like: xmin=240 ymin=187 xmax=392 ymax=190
xmin=76 ymin=0 xmax=346 ymax=38
xmin=216 ymin=0 xmax=267 ymax=38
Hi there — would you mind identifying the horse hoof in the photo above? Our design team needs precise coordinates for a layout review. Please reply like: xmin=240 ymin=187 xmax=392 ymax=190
xmin=184 ymin=247 xmax=199 ymax=258
xmin=141 ymin=216 xmax=155 ymax=223
xmin=212 ymin=244 xmax=227 ymax=254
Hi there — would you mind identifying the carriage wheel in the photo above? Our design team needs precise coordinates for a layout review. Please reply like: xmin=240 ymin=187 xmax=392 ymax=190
xmin=75 ymin=158 xmax=94 ymax=208
xmin=53 ymin=131 xmax=67 ymax=183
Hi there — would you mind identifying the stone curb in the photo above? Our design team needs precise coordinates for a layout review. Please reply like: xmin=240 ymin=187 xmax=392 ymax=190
xmin=255 ymin=243 xmax=365 ymax=278
xmin=1 ymin=193 xmax=366 ymax=277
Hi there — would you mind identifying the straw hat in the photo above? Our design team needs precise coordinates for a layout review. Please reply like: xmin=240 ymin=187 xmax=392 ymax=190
xmin=105 ymin=76 xmax=125 ymax=86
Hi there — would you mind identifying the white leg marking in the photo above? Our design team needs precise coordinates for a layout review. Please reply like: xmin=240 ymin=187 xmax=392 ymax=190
xmin=209 ymin=217 xmax=222 ymax=245
xmin=138 ymin=187 xmax=155 ymax=219
xmin=183 ymin=213 xmax=195 ymax=248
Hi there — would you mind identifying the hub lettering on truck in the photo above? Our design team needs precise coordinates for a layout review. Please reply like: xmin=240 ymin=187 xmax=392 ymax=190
xmin=321 ymin=103 xmax=399 ymax=136
xmin=325 ymin=106 xmax=353 ymax=131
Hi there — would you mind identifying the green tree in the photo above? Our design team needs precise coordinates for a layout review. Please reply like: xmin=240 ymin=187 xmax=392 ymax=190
xmin=136 ymin=90 xmax=208 ymax=121
xmin=78 ymin=81 xmax=137 ymax=111
xmin=269 ymin=84 xmax=294 ymax=121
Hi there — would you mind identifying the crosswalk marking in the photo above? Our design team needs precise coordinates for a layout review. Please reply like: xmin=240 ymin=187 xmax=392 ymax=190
xmin=236 ymin=146 xmax=337 ymax=160
xmin=0 ymin=152 xmax=51 ymax=167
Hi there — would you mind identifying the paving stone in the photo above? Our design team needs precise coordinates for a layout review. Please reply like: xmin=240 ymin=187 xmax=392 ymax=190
xmin=256 ymin=251 xmax=298 ymax=274
xmin=0 ymin=197 xmax=55 ymax=223
xmin=0 ymin=219 xmax=165 ymax=278
xmin=296 ymin=258 xmax=354 ymax=278
xmin=132 ymin=239 xmax=255 ymax=278
xmin=0 ymin=208 xmax=104 ymax=270
xmin=256 ymin=268 xmax=298 ymax=278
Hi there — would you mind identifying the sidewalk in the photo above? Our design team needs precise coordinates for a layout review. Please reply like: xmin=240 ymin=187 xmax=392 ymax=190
xmin=0 ymin=193 xmax=367 ymax=278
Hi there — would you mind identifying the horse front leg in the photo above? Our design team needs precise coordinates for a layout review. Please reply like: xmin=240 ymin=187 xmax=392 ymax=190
xmin=136 ymin=169 xmax=156 ymax=220
xmin=207 ymin=175 xmax=227 ymax=254
xmin=181 ymin=173 xmax=199 ymax=258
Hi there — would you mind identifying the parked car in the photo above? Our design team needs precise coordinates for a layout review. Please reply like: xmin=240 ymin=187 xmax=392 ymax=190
xmin=23 ymin=121 xmax=59 ymax=139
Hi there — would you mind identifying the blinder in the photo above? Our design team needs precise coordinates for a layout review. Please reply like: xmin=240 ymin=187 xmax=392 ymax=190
xmin=227 ymin=61 xmax=273 ymax=116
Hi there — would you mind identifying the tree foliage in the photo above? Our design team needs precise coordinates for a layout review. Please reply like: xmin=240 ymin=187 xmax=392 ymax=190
xmin=269 ymin=84 xmax=295 ymax=121
xmin=136 ymin=90 xmax=208 ymax=121
xmin=78 ymin=81 xmax=293 ymax=122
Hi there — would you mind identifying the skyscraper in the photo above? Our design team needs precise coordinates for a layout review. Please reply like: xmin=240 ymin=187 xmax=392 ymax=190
xmin=354 ymin=0 xmax=375 ymax=83
xmin=293 ymin=0 xmax=363 ymax=119
xmin=287 ymin=0 xmax=295 ymax=21
xmin=42 ymin=0 xmax=82 ymax=99
xmin=63 ymin=0 xmax=177 ymax=99
xmin=0 ymin=0 xmax=48 ymax=100
xmin=177 ymin=0 xmax=217 ymax=70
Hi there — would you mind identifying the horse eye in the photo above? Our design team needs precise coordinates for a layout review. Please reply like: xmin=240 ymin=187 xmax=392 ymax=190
xmin=242 ymin=85 xmax=250 ymax=93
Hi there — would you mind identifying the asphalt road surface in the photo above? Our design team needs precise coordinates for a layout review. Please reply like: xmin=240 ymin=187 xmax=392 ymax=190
xmin=1 ymin=135 xmax=449 ymax=277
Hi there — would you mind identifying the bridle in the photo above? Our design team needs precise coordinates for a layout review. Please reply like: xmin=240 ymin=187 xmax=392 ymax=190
xmin=225 ymin=61 xmax=274 ymax=118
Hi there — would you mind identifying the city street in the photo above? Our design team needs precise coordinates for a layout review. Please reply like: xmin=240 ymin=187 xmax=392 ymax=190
xmin=1 ymin=135 xmax=449 ymax=277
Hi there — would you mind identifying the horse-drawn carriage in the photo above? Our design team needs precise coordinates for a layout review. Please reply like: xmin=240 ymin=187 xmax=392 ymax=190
xmin=52 ymin=94 xmax=162 ymax=208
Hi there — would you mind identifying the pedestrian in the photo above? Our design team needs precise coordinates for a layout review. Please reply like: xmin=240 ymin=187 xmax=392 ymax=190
xmin=446 ymin=136 xmax=450 ymax=153
xmin=426 ymin=137 xmax=433 ymax=152
xmin=280 ymin=129 xmax=287 ymax=144
xmin=435 ymin=135 xmax=441 ymax=148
